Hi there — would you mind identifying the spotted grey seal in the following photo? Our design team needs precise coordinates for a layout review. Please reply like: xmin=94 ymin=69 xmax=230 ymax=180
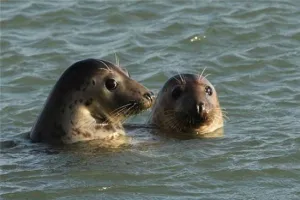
xmin=30 ymin=59 xmax=153 ymax=144
xmin=149 ymin=73 xmax=224 ymax=138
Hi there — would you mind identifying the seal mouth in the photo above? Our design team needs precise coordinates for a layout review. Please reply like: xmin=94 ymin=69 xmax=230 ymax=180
xmin=173 ymin=111 xmax=210 ymax=129
xmin=126 ymin=101 xmax=144 ymax=115
xmin=127 ymin=99 xmax=152 ymax=114
xmin=190 ymin=113 xmax=209 ymax=128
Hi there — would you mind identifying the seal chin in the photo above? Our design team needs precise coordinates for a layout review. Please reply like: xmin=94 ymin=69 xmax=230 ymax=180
xmin=174 ymin=111 xmax=210 ymax=130
xmin=190 ymin=112 xmax=210 ymax=127
xmin=189 ymin=119 xmax=206 ymax=129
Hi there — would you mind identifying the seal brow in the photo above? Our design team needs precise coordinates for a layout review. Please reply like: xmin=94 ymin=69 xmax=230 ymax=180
xmin=98 ymin=60 xmax=111 ymax=71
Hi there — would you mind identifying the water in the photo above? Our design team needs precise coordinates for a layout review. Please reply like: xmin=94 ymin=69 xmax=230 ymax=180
xmin=1 ymin=1 xmax=300 ymax=199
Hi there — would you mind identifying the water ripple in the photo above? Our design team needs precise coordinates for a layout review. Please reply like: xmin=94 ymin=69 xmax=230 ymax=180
xmin=1 ymin=0 xmax=300 ymax=199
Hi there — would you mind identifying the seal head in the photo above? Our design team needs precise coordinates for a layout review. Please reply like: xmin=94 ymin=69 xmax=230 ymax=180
xmin=30 ymin=59 xmax=154 ymax=144
xmin=150 ymin=74 xmax=223 ymax=137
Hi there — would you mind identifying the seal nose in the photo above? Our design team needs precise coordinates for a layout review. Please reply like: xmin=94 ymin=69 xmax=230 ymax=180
xmin=143 ymin=92 xmax=154 ymax=103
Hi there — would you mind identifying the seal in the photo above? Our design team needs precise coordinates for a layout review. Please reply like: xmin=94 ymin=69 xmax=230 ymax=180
xmin=30 ymin=58 xmax=154 ymax=144
xmin=149 ymin=73 xmax=224 ymax=138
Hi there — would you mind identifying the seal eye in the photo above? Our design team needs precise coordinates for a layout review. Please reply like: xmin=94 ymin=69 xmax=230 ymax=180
xmin=171 ymin=86 xmax=182 ymax=100
xmin=105 ymin=79 xmax=118 ymax=90
xmin=205 ymin=86 xmax=213 ymax=96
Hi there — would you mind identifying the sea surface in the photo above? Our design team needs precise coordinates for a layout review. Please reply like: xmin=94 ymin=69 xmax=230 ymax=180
xmin=1 ymin=1 xmax=300 ymax=199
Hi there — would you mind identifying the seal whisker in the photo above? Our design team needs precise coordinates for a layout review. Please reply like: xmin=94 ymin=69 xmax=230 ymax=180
xmin=114 ymin=103 xmax=139 ymax=124
xmin=163 ymin=109 xmax=177 ymax=114
xmin=171 ymin=121 xmax=180 ymax=132
xmin=114 ymin=52 xmax=120 ymax=67
xmin=112 ymin=102 xmax=139 ymax=118
xmin=110 ymin=103 xmax=133 ymax=115
xmin=212 ymin=114 xmax=222 ymax=121
xmin=210 ymin=113 xmax=225 ymax=129
xmin=217 ymin=110 xmax=228 ymax=115
xmin=198 ymin=67 xmax=207 ymax=81
xmin=74 ymin=117 xmax=97 ymax=131
xmin=113 ymin=103 xmax=137 ymax=124
xmin=165 ymin=114 xmax=186 ymax=132
xmin=180 ymin=74 xmax=186 ymax=85
xmin=176 ymin=69 xmax=186 ymax=85
xmin=166 ymin=117 xmax=178 ymax=131
xmin=222 ymin=111 xmax=228 ymax=115
xmin=162 ymin=111 xmax=175 ymax=125
xmin=101 ymin=106 xmax=129 ymax=124
xmin=213 ymin=108 xmax=228 ymax=115
xmin=221 ymin=113 xmax=229 ymax=121
xmin=104 ymin=106 xmax=130 ymax=124
xmin=214 ymin=110 xmax=228 ymax=119
xmin=98 ymin=60 xmax=111 ymax=71
xmin=129 ymin=102 xmax=141 ymax=115
xmin=172 ymin=76 xmax=182 ymax=85
xmin=212 ymin=107 xmax=228 ymax=120
xmin=214 ymin=107 xmax=227 ymax=111
xmin=162 ymin=111 xmax=184 ymax=132
xmin=163 ymin=113 xmax=179 ymax=130
xmin=122 ymin=104 xmax=135 ymax=116
xmin=164 ymin=111 xmax=189 ymax=132
xmin=112 ymin=107 xmax=130 ymax=116
xmin=204 ymin=73 xmax=211 ymax=79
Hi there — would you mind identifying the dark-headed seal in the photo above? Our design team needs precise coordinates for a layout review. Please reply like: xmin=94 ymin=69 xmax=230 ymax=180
xmin=149 ymin=74 xmax=223 ymax=138
xmin=30 ymin=59 xmax=153 ymax=144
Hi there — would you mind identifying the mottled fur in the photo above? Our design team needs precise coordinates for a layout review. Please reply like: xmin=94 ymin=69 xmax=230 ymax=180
xmin=30 ymin=59 xmax=153 ymax=144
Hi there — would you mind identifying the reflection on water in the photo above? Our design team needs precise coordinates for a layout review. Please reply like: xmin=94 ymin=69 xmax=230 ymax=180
xmin=1 ymin=1 xmax=300 ymax=199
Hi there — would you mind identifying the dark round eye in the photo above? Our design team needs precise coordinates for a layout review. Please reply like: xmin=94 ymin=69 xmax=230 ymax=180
xmin=171 ymin=86 xmax=182 ymax=100
xmin=205 ymin=86 xmax=213 ymax=96
xmin=105 ymin=79 xmax=118 ymax=90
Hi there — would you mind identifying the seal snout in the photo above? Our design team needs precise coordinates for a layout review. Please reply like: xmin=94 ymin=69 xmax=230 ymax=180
xmin=143 ymin=91 xmax=154 ymax=103
xmin=140 ymin=91 xmax=154 ymax=109
xmin=190 ymin=101 xmax=209 ymax=126
xmin=125 ymin=91 xmax=154 ymax=114
xmin=149 ymin=73 xmax=224 ymax=136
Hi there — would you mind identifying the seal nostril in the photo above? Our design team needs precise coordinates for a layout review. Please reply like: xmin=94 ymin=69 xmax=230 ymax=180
xmin=196 ymin=102 xmax=205 ymax=114
xmin=143 ymin=92 xmax=153 ymax=102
